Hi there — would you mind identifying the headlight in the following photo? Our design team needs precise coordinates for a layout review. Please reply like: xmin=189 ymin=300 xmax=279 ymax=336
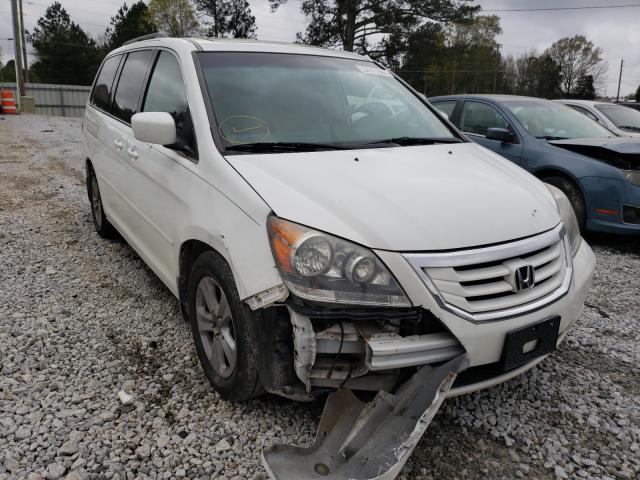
xmin=624 ymin=170 xmax=640 ymax=187
xmin=545 ymin=184 xmax=581 ymax=255
xmin=267 ymin=216 xmax=411 ymax=307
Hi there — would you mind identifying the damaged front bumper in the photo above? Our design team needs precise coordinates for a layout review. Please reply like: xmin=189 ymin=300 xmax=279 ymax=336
xmin=263 ymin=354 xmax=468 ymax=480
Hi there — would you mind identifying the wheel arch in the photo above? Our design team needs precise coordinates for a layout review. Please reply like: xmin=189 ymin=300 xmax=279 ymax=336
xmin=178 ymin=234 xmax=233 ymax=322
xmin=533 ymin=167 xmax=587 ymax=200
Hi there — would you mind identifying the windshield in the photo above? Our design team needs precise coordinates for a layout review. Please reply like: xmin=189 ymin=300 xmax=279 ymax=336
xmin=197 ymin=52 xmax=457 ymax=152
xmin=595 ymin=104 xmax=640 ymax=132
xmin=504 ymin=100 xmax=615 ymax=140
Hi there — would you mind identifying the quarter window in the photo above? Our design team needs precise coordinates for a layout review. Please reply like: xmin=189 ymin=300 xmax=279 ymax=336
xmin=90 ymin=55 xmax=122 ymax=112
xmin=143 ymin=51 xmax=196 ymax=156
xmin=567 ymin=105 xmax=600 ymax=123
xmin=112 ymin=50 xmax=154 ymax=123
xmin=431 ymin=100 xmax=457 ymax=119
xmin=460 ymin=101 xmax=510 ymax=136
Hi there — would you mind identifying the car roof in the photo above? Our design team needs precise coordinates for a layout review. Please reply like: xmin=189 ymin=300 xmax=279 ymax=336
xmin=110 ymin=37 xmax=370 ymax=62
xmin=429 ymin=94 xmax=554 ymax=103
xmin=553 ymin=99 xmax=615 ymax=107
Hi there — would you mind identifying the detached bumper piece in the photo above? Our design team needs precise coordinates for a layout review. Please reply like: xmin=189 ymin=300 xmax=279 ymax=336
xmin=262 ymin=353 xmax=468 ymax=480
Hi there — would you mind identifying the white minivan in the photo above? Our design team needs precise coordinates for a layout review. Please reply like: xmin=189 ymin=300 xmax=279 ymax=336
xmin=84 ymin=35 xmax=595 ymax=478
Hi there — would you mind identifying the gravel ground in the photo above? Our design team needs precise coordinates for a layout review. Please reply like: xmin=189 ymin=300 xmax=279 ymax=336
xmin=1 ymin=114 xmax=639 ymax=480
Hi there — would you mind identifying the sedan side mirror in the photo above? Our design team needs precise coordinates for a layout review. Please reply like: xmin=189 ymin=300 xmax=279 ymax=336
xmin=486 ymin=127 xmax=515 ymax=143
xmin=131 ymin=112 xmax=176 ymax=145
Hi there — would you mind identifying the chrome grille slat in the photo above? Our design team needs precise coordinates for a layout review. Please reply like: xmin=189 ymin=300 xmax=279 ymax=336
xmin=453 ymin=264 xmax=510 ymax=282
xmin=437 ymin=278 xmax=513 ymax=297
xmin=403 ymin=224 xmax=573 ymax=322
xmin=527 ymin=241 xmax=562 ymax=268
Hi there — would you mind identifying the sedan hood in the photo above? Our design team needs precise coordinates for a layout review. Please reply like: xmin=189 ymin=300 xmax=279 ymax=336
xmin=227 ymin=143 xmax=560 ymax=251
xmin=549 ymin=137 xmax=640 ymax=169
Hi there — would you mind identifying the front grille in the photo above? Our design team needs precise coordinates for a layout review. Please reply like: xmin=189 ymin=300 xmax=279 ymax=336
xmin=403 ymin=224 xmax=572 ymax=322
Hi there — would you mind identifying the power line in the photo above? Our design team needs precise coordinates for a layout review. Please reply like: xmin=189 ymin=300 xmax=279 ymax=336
xmin=484 ymin=3 xmax=640 ymax=12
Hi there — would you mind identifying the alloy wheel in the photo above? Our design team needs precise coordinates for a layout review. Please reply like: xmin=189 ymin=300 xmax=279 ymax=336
xmin=195 ymin=276 xmax=237 ymax=379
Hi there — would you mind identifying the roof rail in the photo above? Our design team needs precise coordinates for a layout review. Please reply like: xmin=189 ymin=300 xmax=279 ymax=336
xmin=123 ymin=33 xmax=167 ymax=46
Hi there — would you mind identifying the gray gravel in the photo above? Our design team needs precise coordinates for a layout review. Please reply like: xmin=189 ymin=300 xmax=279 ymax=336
xmin=1 ymin=114 xmax=639 ymax=480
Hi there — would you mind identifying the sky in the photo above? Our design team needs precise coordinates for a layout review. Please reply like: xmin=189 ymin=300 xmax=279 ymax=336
xmin=1 ymin=0 xmax=639 ymax=97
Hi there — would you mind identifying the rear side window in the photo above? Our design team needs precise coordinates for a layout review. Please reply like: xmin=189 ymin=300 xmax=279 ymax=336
xmin=90 ymin=55 xmax=122 ymax=112
xmin=143 ymin=51 xmax=197 ymax=157
xmin=112 ymin=50 xmax=154 ymax=123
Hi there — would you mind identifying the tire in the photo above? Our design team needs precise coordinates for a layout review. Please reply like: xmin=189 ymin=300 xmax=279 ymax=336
xmin=542 ymin=175 xmax=586 ymax=233
xmin=86 ymin=165 xmax=118 ymax=239
xmin=188 ymin=251 xmax=263 ymax=401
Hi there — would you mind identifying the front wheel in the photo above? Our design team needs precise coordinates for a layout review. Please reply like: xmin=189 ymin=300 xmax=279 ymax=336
xmin=542 ymin=175 xmax=586 ymax=233
xmin=188 ymin=251 xmax=263 ymax=401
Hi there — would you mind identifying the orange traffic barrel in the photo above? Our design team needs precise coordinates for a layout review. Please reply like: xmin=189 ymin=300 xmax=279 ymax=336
xmin=1 ymin=90 xmax=17 ymax=114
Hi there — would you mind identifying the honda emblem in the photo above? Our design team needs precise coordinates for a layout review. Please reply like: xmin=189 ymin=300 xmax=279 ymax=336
xmin=514 ymin=265 xmax=535 ymax=291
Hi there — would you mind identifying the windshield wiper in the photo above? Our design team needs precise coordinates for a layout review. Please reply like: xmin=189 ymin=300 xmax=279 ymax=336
xmin=363 ymin=137 xmax=463 ymax=147
xmin=618 ymin=125 xmax=640 ymax=132
xmin=225 ymin=142 xmax=347 ymax=153
xmin=536 ymin=135 xmax=568 ymax=140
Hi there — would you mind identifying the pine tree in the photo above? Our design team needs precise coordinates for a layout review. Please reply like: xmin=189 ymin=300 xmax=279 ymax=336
xmin=28 ymin=2 xmax=101 ymax=85
xmin=106 ymin=2 xmax=158 ymax=50
xmin=196 ymin=0 xmax=256 ymax=38
xmin=269 ymin=0 xmax=478 ymax=63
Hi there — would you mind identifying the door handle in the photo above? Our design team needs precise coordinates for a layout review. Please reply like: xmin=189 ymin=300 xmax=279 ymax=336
xmin=113 ymin=139 xmax=124 ymax=151
xmin=127 ymin=146 xmax=138 ymax=159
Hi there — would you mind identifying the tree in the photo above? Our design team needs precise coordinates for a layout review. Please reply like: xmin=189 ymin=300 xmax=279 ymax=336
xmin=399 ymin=15 xmax=502 ymax=96
xmin=545 ymin=35 xmax=605 ymax=96
xmin=269 ymin=0 xmax=479 ymax=62
xmin=1 ymin=60 xmax=16 ymax=83
xmin=571 ymin=74 xmax=595 ymax=100
xmin=530 ymin=53 xmax=562 ymax=98
xmin=636 ymin=85 xmax=640 ymax=103
xmin=195 ymin=0 xmax=256 ymax=38
xmin=147 ymin=0 xmax=199 ymax=37
xmin=105 ymin=2 xmax=158 ymax=50
xmin=27 ymin=2 xmax=101 ymax=85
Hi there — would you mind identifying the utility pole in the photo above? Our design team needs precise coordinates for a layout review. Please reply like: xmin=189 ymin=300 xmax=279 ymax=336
xmin=19 ymin=0 xmax=29 ymax=83
xmin=616 ymin=59 xmax=623 ymax=103
xmin=212 ymin=0 xmax=218 ymax=37
xmin=10 ymin=0 xmax=26 ymax=103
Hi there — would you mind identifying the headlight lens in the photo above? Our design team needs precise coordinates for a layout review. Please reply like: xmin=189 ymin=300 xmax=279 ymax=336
xmin=267 ymin=216 xmax=411 ymax=307
xmin=545 ymin=184 xmax=581 ymax=255
xmin=624 ymin=170 xmax=640 ymax=187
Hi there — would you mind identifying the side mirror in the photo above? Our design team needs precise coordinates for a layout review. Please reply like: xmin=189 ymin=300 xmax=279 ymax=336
xmin=131 ymin=112 xmax=176 ymax=145
xmin=486 ymin=127 xmax=515 ymax=143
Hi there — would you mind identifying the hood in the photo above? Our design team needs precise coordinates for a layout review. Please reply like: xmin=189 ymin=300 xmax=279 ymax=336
xmin=613 ymin=128 xmax=640 ymax=139
xmin=549 ymin=137 xmax=640 ymax=170
xmin=227 ymin=143 xmax=560 ymax=251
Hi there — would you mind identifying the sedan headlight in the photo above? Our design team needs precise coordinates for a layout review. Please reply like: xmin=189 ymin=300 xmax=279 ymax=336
xmin=267 ymin=216 xmax=411 ymax=307
xmin=545 ymin=184 xmax=581 ymax=255
xmin=624 ymin=170 xmax=640 ymax=187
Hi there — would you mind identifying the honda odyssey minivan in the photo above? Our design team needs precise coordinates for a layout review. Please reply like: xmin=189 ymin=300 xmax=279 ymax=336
xmin=83 ymin=37 xmax=595 ymax=474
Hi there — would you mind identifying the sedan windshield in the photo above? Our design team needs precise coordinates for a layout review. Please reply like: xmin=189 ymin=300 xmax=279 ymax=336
xmin=504 ymin=100 xmax=615 ymax=140
xmin=595 ymin=104 xmax=640 ymax=132
xmin=197 ymin=52 xmax=457 ymax=152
